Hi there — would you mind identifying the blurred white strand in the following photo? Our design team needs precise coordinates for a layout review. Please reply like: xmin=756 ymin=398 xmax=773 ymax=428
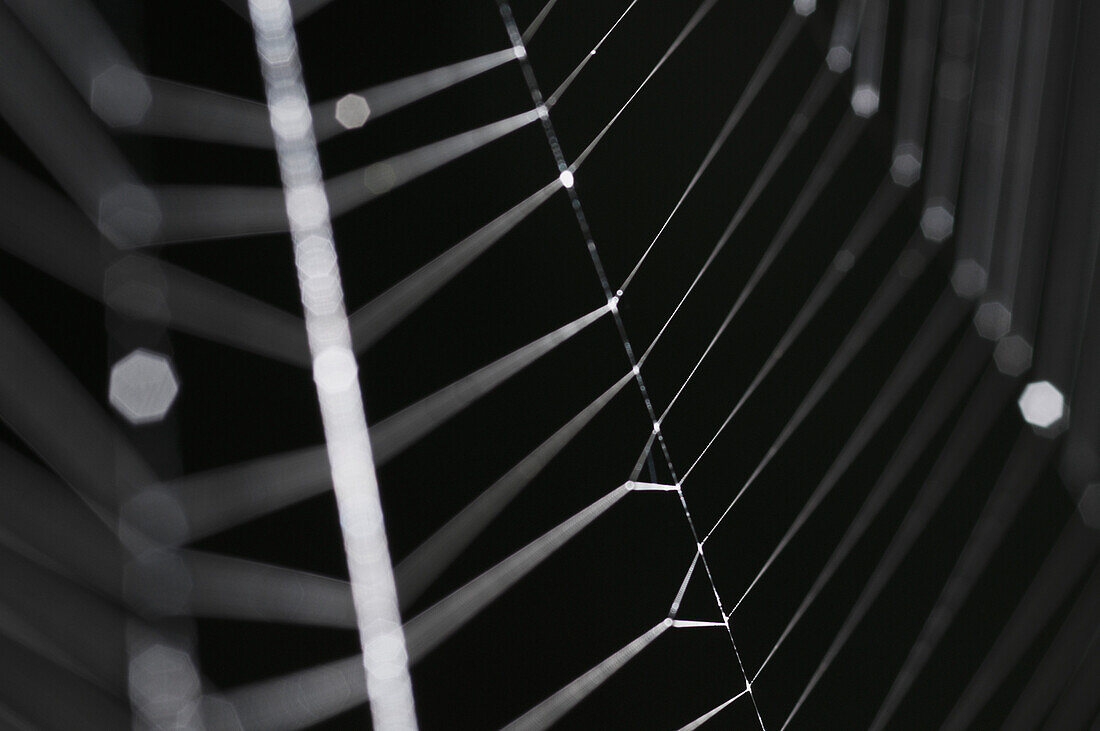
xmin=1000 ymin=564 xmax=1100 ymax=731
xmin=151 ymin=109 xmax=541 ymax=242
xmin=348 ymin=177 xmax=563 ymax=349
xmin=0 ymin=5 xmax=157 ymax=246
xmin=172 ymin=305 xmax=609 ymax=540
xmin=545 ymin=0 xmax=643 ymax=106
xmin=404 ymin=483 xmax=637 ymax=663
xmin=502 ymin=620 xmax=671 ymax=731
xmin=675 ymin=690 xmax=749 ymax=731
xmin=220 ymin=483 xmax=655 ymax=729
xmin=941 ymin=515 xmax=1100 ymax=730
xmin=0 ymin=157 xmax=311 ymax=366
xmin=246 ymin=0 xmax=416 ymax=727
xmin=521 ymin=0 xmax=560 ymax=43
xmin=395 ymin=370 xmax=634 ymax=607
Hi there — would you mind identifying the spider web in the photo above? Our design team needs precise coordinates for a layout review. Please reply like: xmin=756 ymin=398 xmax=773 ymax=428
xmin=0 ymin=0 xmax=1097 ymax=729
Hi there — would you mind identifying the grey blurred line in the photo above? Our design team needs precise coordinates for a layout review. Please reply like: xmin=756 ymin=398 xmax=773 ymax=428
xmin=1025 ymin=0 xmax=1100 ymax=398
xmin=1041 ymin=634 xmax=1100 ymax=731
xmin=59 ymin=43 xmax=514 ymax=147
xmin=153 ymin=110 xmax=541 ymax=243
xmin=282 ymin=0 xmax=336 ymax=22
xmin=675 ymin=690 xmax=749 ymax=731
xmin=325 ymin=109 xmax=541 ymax=215
xmin=151 ymin=184 xmax=286 ymax=243
xmin=404 ymin=483 xmax=634 ymax=663
xmin=173 ymin=305 xmax=605 ymax=540
xmin=781 ymin=365 xmax=1016 ymax=729
xmin=224 ymin=484 xmax=639 ymax=729
xmin=218 ymin=0 xmax=337 ymax=23
xmin=181 ymin=550 xmax=356 ymax=628
xmin=950 ymin=0 xmax=1026 ymax=304
xmin=349 ymin=178 xmax=562 ymax=350
xmin=0 ymin=544 xmax=126 ymax=694
xmin=521 ymin=0 xmax=560 ymax=43
xmin=0 ymin=157 xmax=311 ymax=366
xmin=851 ymin=0 xmax=887 ymax=117
xmin=1002 ymin=562 xmax=1100 ymax=730
xmin=133 ymin=49 xmax=519 ymax=147
xmin=0 ymin=444 xmax=125 ymax=597
xmin=2 ymin=0 xmax=150 ymax=126
xmin=370 ymin=304 xmax=611 ymax=462
xmin=868 ymin=431 xmax=1053 ymax=731
xmin=694 ymin=230 xmax=936 ymax=522
xmin=753 ymin=303 xmax=983 ymax=683
xmin=0 ymin=633 xmax=130 ymax=729
xmin=826 ymin=0 xmax=868 ymax=73
xmin=918 ymin=0 xmax=983 ymax=245
xmin=1062 ymin=232 xmax=1100 ymax=489
xmin=618 ymin=7 xmax=810 ymax=293
xmin=125 ymin=256 xmax=311 ymax=367
xmin=0 ymin=457 xmax=211 ymax=722
xmin=890 ymin=0 xmax=942 ymax=184
xmin=170 ymin=444 xmax=330 ymax=544
xmin=215 ymin=0 xmax=251 ymax=19
xmin=0 ymin=699 xmax=36 ymax=731
xmin=0 ymin=298 xmax=155 ymax=511
xmin=0 ymin=156 xmax=101 ymax=293
xmin=502 ymin=620 xmax=670 ymax=731
xmin=974 ymin=0 xmax=1057 ymax=340
xmin=570 ymin=0 xmax=719 ymax=171
xmin=546 ymin=0 xmax=642 ymax=106
xmin=395 ymin=370 xmax=634 ymax=608
xmin=223 ymin=653 xmax=366 ymax=731
xmin=940 ymin=514 xmax=1100 ymax=730
xmin=991 ymin=0 xmax=1077 ymax=375
xmin=0 ymin=602 xmax=105 ymax=700
xmin=0 ymin=4 xmax=155 ymax=246
xmin=730 ymin=287 xmax=969 ymax=614
xmin=313 ymin=49 xmax=521 ymax=133
xmin=134 ymin=75 xmax=272 ymax=146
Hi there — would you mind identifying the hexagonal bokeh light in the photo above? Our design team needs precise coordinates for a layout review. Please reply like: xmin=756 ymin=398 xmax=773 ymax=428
xmin=851 ymin=84 xmax=880 ymax=118
xmin=919 ymin=203 xmax=954 ymax=242
xmin=334 ymin=93 xmax=370 ymax=129
xmin=109 ymin=349 xmax=180 ymax=425
xmin=1016 ymin=380 xmax=1066 ymax=429
xmin=127 ymin=643 xmax=201 ymax=720
xmin=90 ymin=64 xmax=152 ymax=127
xmin=890 ymin=145 xmax=922 ymax=188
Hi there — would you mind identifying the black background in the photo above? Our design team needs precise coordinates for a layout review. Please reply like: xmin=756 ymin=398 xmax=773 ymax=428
xmin=0 ymin=0 xmax=1076 ymax=728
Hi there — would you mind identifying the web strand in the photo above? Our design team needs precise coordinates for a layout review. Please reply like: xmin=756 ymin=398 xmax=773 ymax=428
xmin=497 ymin=2 xmax=767 ymax=725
